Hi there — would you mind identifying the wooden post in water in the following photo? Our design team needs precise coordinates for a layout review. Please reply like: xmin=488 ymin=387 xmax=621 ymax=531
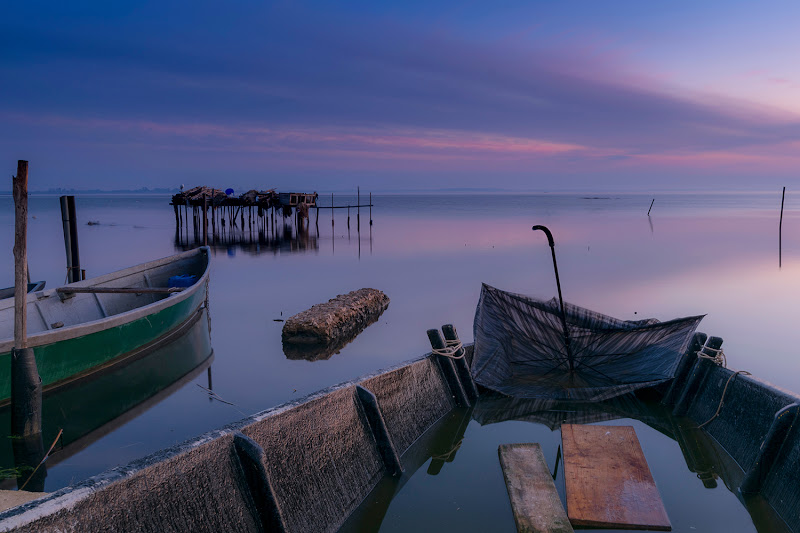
xmin=369 ymin=192 xmax=373 ymax=226
xmin=331 ymin=193 xmax=334 ymax=226
xmin=779 ymin=187 xmax=785 ymax=268
xmin=11 ymin=160 xmax=43 ymax=440
xmin=647 ymin=198 xmax=655 ymax=216
xmin=60 ymin=195 xmax=81 ymax=283
xmin=212 ymin=203 xmax=216 ymax=240
xmin=13 ymin=162 xmax=29 ymax=350
xmin=357 ymin=186 xmax=360 ymax=232
xmin=202 ymin=194 xmax=208 ymax=246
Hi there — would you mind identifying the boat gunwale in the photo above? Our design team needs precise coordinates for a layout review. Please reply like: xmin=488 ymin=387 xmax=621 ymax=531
xmin=0 ymin=247 xmax=209 ymax=353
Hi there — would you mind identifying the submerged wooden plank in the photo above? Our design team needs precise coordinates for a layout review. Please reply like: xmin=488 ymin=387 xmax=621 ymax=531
xmin=562 ymin=424 xmax=671 ymax=531
xmin=498 ymin=443 xmax=574 ymax=533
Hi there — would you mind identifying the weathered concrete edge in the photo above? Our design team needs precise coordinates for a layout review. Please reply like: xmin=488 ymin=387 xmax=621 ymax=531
xmin=0 ymin=347 xmax=463 ymax=530
xmin=679 ymin=362 xmax=800 ymax=532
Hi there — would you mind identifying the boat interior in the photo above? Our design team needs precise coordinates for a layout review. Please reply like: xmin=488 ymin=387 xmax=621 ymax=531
xmin=0 ymin=253 xmax=205 ymax=339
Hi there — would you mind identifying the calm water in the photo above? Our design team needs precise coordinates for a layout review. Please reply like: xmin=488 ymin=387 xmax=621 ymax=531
xmin=1 ymin=191 xmax=798 ymax=531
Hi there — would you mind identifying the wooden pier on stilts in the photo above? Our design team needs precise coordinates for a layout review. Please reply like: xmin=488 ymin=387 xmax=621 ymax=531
xmin=170 ymin=186 xmax=374 ymax=252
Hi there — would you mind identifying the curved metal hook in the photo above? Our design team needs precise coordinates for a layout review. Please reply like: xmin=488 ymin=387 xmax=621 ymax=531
xmin=532 ymin=224 xmax=573 ymax=371
xmin=531 ymin=225 xmax=555 ymax=248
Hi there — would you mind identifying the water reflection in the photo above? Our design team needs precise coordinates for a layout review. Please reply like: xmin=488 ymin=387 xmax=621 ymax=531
xmin=0 ymin=308 xmax=213 ymax=491
xmin=174 ymin=218 xmax=318 ymax=255
xmin=339 ymin=407 xmax=473 ymax=533
xmin=345 ymin=394 xmax=789 ymax=533
xmin=282 ymin=312 xmax=385 ymax=361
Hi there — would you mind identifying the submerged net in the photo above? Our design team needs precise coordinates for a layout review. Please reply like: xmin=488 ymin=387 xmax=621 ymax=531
xmin=472 ymin=284 xmax=704 ymax=401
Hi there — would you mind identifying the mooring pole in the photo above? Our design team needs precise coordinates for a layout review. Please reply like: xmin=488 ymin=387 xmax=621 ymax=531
xmin=13 ymin=162 xmax=29 ymax=351
xmin=11 ymin=160 xmax=43 ymax=443
xmin=779 ymin=187 xmax=785 ymax=268
xmin=357 ymin=186 xmax=361 ymax=232
xmin=202 ymin=194 xmax=208 ymax=246
xmin=427 ymin=329 xmax=470 ymax=407
xmin=369 ymin=192 xmax=373 ymax=226
xmin=60 ymin=195 xmax=81 ymax=283
xmin=532 ymin=225 xmax=573 ymax=371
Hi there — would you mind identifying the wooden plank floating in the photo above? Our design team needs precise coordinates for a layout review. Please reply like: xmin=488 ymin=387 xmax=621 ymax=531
xmin=281 ymin=288 xmax=389 ymax=350
xmin=562 ymin=424 xmax=671 ymax=531
xmin=498 ymin=443 xmax=574 ymax=533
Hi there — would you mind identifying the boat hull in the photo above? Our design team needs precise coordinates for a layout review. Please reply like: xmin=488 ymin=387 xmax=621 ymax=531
xmin=0 ymin=249 xmax=209 ymax=404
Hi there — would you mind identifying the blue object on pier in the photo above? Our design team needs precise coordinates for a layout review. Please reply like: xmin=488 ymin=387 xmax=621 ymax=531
xmin=168 ymin=275 xmax=198 ymax=288
xmin=225 ymin=188 xmax=234 ymax=195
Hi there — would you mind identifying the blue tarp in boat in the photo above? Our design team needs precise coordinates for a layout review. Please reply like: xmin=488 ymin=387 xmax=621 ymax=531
xmin=472 ymin=284 xmax=704 ymax=402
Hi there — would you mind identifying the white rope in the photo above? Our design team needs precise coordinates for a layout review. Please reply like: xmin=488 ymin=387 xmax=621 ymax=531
xmin=694 ymin=339 xmax=753 ymax=428
xmin=432 ymin=339 xmax=464 ymax=359
xmin=697 ymin=344 xmax=726 ymax=367
xmin=697 ymin=370 xmax=752 ymax=428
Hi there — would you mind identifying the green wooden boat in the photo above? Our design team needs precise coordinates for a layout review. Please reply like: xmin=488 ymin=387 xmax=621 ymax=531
xmin=0 ymin=247 xmax=210 ymax=405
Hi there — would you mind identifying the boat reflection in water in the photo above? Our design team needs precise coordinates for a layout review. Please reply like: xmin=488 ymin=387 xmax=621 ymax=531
xmin=0 ymin=307 xmax=214 ymax=492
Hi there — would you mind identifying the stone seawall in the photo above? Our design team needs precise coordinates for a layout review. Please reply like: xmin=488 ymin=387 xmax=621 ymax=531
xmin=0 ymin=345 xmax=472 ymax=533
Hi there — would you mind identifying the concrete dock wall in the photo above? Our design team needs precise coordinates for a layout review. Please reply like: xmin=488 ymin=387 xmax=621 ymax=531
xmin=0 ymin=345 xmax=471 ymax=533
xmin=668 ymin=354 xmax=800 ymax=532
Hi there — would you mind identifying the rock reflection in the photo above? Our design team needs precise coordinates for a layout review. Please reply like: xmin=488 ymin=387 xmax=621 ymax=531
xmin=282 ymin=311 xmax=384 ymax=361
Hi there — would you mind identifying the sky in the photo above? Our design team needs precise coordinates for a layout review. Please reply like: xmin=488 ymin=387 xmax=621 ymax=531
xmin=2 ymin=1 xmax=799 ymax=192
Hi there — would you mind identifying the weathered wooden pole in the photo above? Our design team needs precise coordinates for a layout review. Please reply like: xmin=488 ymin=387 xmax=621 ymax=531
xmin=427 ymin=329 xmax=470 ymax=407
xmin=60 ymin=195 xmax=81 ymax=283
xmin=779 ymin=187 xmax=785 ymax=268
xmin=173 ymin=204 xmax=179 ymax=229
xmin=647 ymin=198 xmax=655 ymax=216
xmin=13 ymin=162 xmax=29 ymax=350
xmin=199 ymin=195 xmax=205 ymax=246
xmin=331 ymin=193 xmax=334 ymax=226
xmin=12 ymin=160 xmax=43 ymax=439
xmin=370 ymin=192 xmax=373 ymax=226
xmin=357 ymin=186 xmax=360 ymax=232
xmin=442 ymin=324 xmax=479 ymax=401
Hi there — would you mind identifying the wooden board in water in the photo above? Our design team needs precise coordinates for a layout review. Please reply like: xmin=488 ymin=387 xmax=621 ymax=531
xmin=561 ymin=424 xmax=671 ymax=531
xmin=498 ymin=443 xmax=574 ymax=533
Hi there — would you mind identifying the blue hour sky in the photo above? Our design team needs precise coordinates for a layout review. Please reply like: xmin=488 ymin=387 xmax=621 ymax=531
xmin=2 ymin=1 xmax=799 ymax=191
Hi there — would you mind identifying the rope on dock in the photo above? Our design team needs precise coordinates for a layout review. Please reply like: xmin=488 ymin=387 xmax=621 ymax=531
xmin=431 ymin=339 xmax=464 ymax=359
xmin=695 ymin=337 xmax=751 ymax=428
xmin=697 ymin=345 xmax=726 ymax=367
xmin=697 ymin=370 xmax=752 ymax=428
xmin=19 ymin=428 xmax=63 ymax=491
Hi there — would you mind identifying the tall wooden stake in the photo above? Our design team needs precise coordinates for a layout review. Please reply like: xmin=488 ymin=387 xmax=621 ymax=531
xmin=60 ymin=195 xmax=81 ymax=283
xmin=202 ymin=194 xmax=208 ymax=246
xmin=11 ymin=160 xmax=43 ymax=447
xmin=13 ymin=161 xmax=28 ymax=349
xmin=779 ymin=187 xmax=785 ymax=268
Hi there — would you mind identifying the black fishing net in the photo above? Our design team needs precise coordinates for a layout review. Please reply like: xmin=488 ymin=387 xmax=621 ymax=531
xmin=472 ymin=284 xmax=704 ymax=401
